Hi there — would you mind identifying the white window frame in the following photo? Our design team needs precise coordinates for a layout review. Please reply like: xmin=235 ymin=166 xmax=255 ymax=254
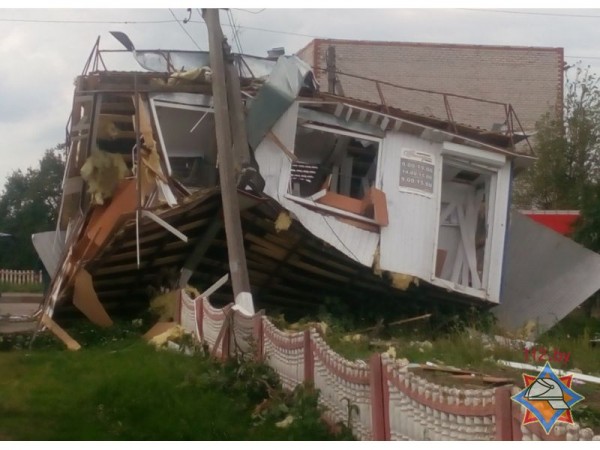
xmin=430 ymin=142 xmax=508 ymax=300
xmin=149 ymin=98 xmax=215 ymax=176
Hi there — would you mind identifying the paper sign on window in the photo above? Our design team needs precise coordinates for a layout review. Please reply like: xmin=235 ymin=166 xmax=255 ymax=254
xmin=399 ymin=149 xmax=435 ymax=196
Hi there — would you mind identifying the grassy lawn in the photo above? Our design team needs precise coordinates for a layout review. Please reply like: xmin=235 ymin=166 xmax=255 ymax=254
xmin=0 ymin=282 xmax=44 ymax=293
xmin=0 ymin=328 xmax=350 ymax=440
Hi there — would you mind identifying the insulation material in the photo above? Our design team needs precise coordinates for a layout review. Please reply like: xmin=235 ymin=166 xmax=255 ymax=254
xmin=149 ymin=291 xmax=179 ymax=322
xmin=73 ymin=268 xmax=113 ymax=327
xmin=494 ymin=212 xmax=600 ymax=335
xmin=274 ymin=211 xmax=292 ymax=232
xmin=143 ymin=321 xmax=178 ymax=341
xmin=98 ymin=116 xmax=120 ymax=139
xmin=372 ymin=247 xmax=383 ymax=277
xmin=167 ymin=67 xmax=212 ymax=86
xmin=135 ymin=97 xmax=171 ymax=202
xmin=148 ymin=324 xmax=184 ymax=348
xmin=80 ymin=149 xmax=129 ymax=205
xmin=390 ymin=273 xmax=418 ymax=291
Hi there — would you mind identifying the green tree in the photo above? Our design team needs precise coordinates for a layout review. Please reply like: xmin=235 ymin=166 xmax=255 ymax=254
xmin=513 ymin=63 xmax=600 ymax=210
xmin=0 ymin=144 xmax=65 ymax=269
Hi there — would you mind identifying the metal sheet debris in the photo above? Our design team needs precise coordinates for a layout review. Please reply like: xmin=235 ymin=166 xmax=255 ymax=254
xmin=494 ymin=212 xmax=600 ymax=335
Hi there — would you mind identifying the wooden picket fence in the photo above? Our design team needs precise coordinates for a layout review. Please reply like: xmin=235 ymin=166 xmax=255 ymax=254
xmin=0 ymin=269 xmax=43 ymax=285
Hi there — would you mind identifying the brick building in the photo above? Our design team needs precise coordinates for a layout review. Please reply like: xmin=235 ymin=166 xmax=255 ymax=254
xmin=296 ymin=39 xmax=563 ymax=133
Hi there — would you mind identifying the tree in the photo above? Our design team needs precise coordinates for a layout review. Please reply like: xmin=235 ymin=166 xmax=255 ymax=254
xmin=0 ymin=144 xmax=65 ymax=269
xmin=513 ymin=63 xmax=600 ymax=210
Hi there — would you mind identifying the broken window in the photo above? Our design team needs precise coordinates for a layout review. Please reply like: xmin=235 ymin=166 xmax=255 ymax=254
xmin=287 ymin=124 xmax=386 ymax=225
xmin=151 ymin=99 xmax=218 ymax=189
xmin=435 ymin=158 xmax=495 ymax=292
xmin=291 ymin=124 xmax=379 ymax=199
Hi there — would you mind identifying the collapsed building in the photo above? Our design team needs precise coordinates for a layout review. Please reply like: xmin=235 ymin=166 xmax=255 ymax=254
xmin=32 ymin=33 xmax=600 ymax=339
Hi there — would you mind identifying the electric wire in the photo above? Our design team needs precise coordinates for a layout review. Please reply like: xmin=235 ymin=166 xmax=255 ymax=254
xmin=459 ymin=8 xmax=600 ymax=19
xmin=2 ymin=12 xmax=600 ymax=63
xmin=168 ymin=9 xmax=202 ymax=51
xmin=227 ymin=9 xmax=245 ymax=55
xmin=234 ymin=8 xmax=266 ymax=14
xmin=0 ymin=17 xmax=175 ymax=24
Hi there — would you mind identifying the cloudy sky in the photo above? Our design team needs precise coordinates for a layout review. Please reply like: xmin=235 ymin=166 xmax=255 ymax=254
xmin=2 ymin=7 xmax=600 ymax=189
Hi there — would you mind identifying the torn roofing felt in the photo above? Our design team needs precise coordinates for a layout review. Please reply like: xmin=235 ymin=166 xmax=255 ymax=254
xmin=246 ymin=55 xmax=318 ymax=150
xmin=494 ymin=211 xmax=600 ymax=335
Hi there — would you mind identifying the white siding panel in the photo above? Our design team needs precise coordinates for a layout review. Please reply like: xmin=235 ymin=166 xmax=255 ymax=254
xmin=486 ymin=162 xmax=511 ymax=303
xmin=379 ymin=132 xmax=441 ymax=279
xmin=32 ymin=231 xmax=66 ymax=278
xmin=254 ymin=102 xmax=379 ymax=267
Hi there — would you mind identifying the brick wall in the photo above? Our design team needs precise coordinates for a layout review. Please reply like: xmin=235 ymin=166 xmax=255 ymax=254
xmin=296 ymin=39 xmax=563 ymax=132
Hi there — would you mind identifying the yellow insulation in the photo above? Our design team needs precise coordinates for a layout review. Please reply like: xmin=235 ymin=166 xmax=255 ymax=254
xmin=80 ymin=149 xmax=130 ymax=205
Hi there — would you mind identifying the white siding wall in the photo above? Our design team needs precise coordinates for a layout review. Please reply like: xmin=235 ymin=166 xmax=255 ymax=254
xmin=255 ymin=106 xmax=510 ymax=303
xmin=486 ymin=162 xmax=511 ymax=302
xmin=254 ymin=102 xmax=379 ymax=267
xmin=378 ymin=132 xmax=442 ymax=280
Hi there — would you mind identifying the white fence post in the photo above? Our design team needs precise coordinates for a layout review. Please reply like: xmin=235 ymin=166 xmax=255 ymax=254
xmin=0 ymin=268 xmax=44 ymax=286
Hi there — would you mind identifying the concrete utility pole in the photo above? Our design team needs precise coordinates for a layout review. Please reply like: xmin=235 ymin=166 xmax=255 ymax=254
xmin=202 ymin=8 xmax=254 ymax=314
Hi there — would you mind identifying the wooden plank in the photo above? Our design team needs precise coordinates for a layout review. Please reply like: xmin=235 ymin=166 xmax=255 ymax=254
xmin=457 ymin=192 xmax=481 ymax=289
xmin=245 ymin=253 xmax=279 ymax=272
xmin=94 ymin=253 xmax=184 ymax=276
xmin=142 ymin=210 xmax=188 ymax=243
xmin=41 ymin=314 xmax=81 ymax=351
xmin=248 ymin=244 xmax=288 ymax=262
xmin=179 ymin=217 xmax=222 ymax=287
xmin=451 ymin=374 xmax=512 ymax=385
xmin=288 ymin=255 xmax=349 ymax=283
xmin=450 ymin=241 xmax=464 ymax=285
xmin=108 ymin=239 xmax=193 ymax=263
xmin=267 ymin=130 xmax=298 ymax=162
xmin=262 ymin=233 xmax=298 ymax=251
xmin=73 ymin=269 xmax=113 ymax=327
xmin=200 ymin=274 xmax=230 ymax=298
xmin=245 ymin=233 xmax=289 ymax=255
xmin=295 ymin=247 xmax=357 ymax=275
xmin=340 ymin=156 xmax=353 ymax=196
xmin=98 ymin=113 xmax=134 ymax=123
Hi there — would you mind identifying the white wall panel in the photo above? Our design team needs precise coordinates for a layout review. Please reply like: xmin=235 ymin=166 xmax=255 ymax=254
xmin=379 ymin=132 xmax=442 ymax=279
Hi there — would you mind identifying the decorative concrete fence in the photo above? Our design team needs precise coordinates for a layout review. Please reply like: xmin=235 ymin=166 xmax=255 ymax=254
xmin=178 ymin=291 xmax=599 ymax=441
xmin=0 ymin=269 xmax=43 ymax=285
xmin=383 ymin=354 xmax=499 ymax=440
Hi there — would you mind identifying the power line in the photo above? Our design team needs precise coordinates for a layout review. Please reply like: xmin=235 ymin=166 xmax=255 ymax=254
xmin=227 ymin=9 xmax=244 ymax=55
xmin=460 ymin=8 xmax=600 ymax=19
xmin=220 ymin=22 xmax=325 ymax=39
xmin=169 ymin=9 xmax=202 ymax=51
xmin=4 ymin=12 xmax=600 ymax=64
xmin=233 ymin=8 xmax=266 ymax=15
xmin=566 ymin=55 xmax=600 ymax=61
xmin=0 ymin=17 xmax=175 ymax=24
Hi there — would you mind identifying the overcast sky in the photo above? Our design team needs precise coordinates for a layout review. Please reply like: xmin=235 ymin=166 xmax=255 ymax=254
xmin=2 ymin=7 xmax=600 ymax=190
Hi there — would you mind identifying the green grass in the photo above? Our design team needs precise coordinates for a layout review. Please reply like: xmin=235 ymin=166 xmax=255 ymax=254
xmin=0 ymin=281 xmax=44 ymax=293
xmin=0 ymin=328 xmax=351 ymax=440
